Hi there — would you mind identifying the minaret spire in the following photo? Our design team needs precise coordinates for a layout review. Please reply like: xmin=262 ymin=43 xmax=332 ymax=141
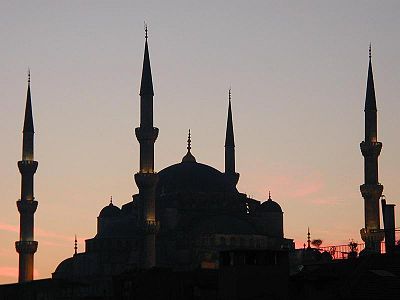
xmin=135 ymin=27 xmax=159 ymax=269
xmin=224 ymin=88 xmax=239 ymax=185
xmin=360 ymin=46 xmax=384 ymax=252
xmin=23 ymin=70 xmax=34 ymax=160
xmin=16 ymin=72 xmax=39 ymax=282
xmin=140 ymin=23 xmax=154 ymax=98
xmin=365 ymin=44 xmax=377 ymax=114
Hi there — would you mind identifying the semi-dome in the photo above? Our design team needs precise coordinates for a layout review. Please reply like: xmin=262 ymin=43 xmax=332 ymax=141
xmin=258 ymin=195 xmax=282 ymax=213
xmin=157 ymin=161 xmax=236 ymax=195
xmin=99 ymin=202 xmax=121 ymax=218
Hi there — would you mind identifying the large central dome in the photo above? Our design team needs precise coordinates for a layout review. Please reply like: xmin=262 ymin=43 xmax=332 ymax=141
xmin=156 ymin=161 xmax=236 ymax=194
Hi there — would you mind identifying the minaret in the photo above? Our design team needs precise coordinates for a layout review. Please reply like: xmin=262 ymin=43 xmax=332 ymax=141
xmin=15 ymin=71 xmax=39 ymax=282
xmin=360 ymin=45 xmax=384 ymax=252
xmin=134 ymin=25 xmax=159 ymax=268
xmin=224 ymin=89 xmax=239 ymax=185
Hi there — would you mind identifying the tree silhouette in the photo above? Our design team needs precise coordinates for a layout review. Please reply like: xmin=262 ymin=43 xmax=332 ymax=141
xmin=311 ymin=239 xmax=322 ymax=248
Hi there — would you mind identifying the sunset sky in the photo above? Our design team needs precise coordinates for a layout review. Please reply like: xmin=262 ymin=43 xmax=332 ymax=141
xmin=1 ymin=1 xmax=400 ymax=283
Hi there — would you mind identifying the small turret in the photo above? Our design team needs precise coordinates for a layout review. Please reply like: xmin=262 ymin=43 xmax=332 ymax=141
xmin=255 ymin=191 xmax=283 ymax=238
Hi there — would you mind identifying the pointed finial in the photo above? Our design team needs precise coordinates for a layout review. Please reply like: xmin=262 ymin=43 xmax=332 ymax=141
xmin=110 ymin=196 xmax=113 ymax=205
xmin=228 ymin=87 xmax=231 ymax=102
xmin=307 ymin=227 xmax=311 ymax=249
xmin=369 ymin=43 xmax=372 ymax=59
xmin=187 ymin=129 xmax=191 ymax=152
xmin=182 ymin=129 xmax=196 ymax=162
xmin=74 ymin=235 xmax=78 ymax=255
xmin=268 ymin=191 xmax=271 ymax=200
xmin=144 ymin=22 xmax=148 ymax=40
xmin=28 ymin=68 xmax=31 ymax=84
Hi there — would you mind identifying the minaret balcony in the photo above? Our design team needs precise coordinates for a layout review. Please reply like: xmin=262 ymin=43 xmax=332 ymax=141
xmin=135 ymin=127 xmax=159 ymax=142
xmin=18 ymin=160 xmax=38 ymax=174
xmin=360 ymin=141 xmax=382 ymax=157
xmin=142 ymin=220 xmax=160 ymax=234
xmin=16 ymin=200 xmax=38 ymax=214
xmin=360 ymin=228 xmax=384 ymax=243
xmin=360 ymin=184 xmax=383 ymax=200
xmin=15 ymin=241 xmax=38 ymax=254
xmin=134 ymin=172 xmax=159 ymax=189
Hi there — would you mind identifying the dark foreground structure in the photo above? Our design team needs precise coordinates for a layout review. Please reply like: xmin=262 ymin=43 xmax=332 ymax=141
xmin=291 ymin=252 xmax=400 ymax=300
xmin=0 ymin=249 xmax=289 ymax=300
xmin=2 ymin=251 xmax=400 ymax=300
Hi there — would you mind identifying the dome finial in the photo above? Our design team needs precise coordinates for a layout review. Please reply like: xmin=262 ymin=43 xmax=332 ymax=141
xmin=228 ymin=87 xmax=231 ymax=102
xmin=307 ymin=227 xmax=311 ymax=249
xmin=28 ymin=68 xmax=31 ymax=85
xmin=74 ymin=234 xmax=78 ymax=255
xmin=182 ymin=129 xmax=196 ymax=163
xmin=110 ymin=196 xmax=113 ymax=204
xmin=144 ymin=22 xmax=148 ymax=40
xmin=268 ymin=190 xmax=271 ymax=200
xmin=369 ymin=43 xmax=372 ymax=60
xmin=187 ymin=129 xmax=191 ymax=152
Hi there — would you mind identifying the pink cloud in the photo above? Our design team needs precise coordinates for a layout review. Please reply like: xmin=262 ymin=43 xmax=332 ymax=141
xmin=0 ymin=267 xmax=39 ymax=279
xmin=0 ymin=223 xmax=18 ymax=233
xmin=0 ymin=222 xmax=78 ymax=250
xmin=309 ymin=196 xmax=345 ymax=206
xmin=251 ymin=172 xmax=324 ymax=201
xmin=0 ymin=222 xmax=74 ymax=242
xmin=291 ymin=176 xmax=323 ymax=198
xmin=36 ymin=228 xmax=74 ymax=242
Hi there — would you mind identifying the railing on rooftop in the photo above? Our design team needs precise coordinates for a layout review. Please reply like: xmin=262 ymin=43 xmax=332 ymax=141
xmin=299 ymin=232 xmax=400 ymax=260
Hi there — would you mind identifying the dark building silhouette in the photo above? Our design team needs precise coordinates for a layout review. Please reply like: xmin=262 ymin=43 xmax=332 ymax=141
xmin=2 ymin=32 xmax=399 ymax=300
xmin=15 ymin=72 xmax=39 ymax=282
xmin=360 ymin=46 xmax=385 ymax=252
xmin=49 ymin=30 xmax=292 ymax=297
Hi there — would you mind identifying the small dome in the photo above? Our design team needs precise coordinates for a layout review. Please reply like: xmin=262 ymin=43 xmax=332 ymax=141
xmin=258 ymin=197 xmax=282 ymax=213
xmin=99 ymin=202 xmax=121 ymax=218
